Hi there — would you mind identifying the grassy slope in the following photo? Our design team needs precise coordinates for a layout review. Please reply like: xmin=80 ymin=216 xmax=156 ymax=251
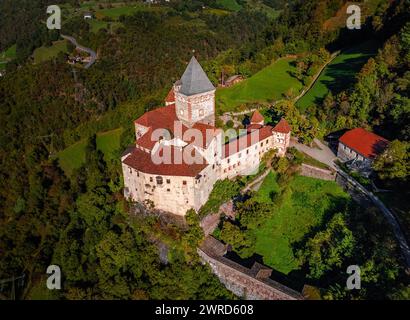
xmin=58 ymin=128 xmax=123 ymax=175
xmin=96 ymin=3 xmax=167 ymax=20
xmin=33 ymin=41 xmax=68 ymax=63
xmin=216 ymin=0 xmax=242 ymax=11
xmin=296 ymin=40 xmax=379 ymax=111
xmin=216 ymin=58 xmax=303 ymax=113
xmin=253 ymin=174 xmax=350 ymax=274
xmin=0 ymin=44 xmax=17 ymax=70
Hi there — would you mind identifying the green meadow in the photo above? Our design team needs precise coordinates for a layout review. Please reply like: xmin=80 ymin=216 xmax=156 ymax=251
xmin=33 ymin=40 xmax=68 ymax=63
xmin=0 ymin=44 xmax=17 ymax=70
xmin=58 ymin=128 xmax=123 ymax=175
xmin=216 ymin=58 xmax=303 ymax=113
xmin=296 ymin=40 xmax=379 ymax=111
xmin=96 ymin=3 xmax=167 ymax=20
xmin=253 ymin=173 xmax=350 ymax=274
xmin=216 ymin=0 xmax=242 ymax=11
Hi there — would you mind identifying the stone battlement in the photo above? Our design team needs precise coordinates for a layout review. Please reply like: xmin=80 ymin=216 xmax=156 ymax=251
xmin=198 ymin=236 xmax=304 ymax=300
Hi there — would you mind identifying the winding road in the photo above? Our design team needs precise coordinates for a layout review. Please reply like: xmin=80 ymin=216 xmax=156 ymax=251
xmin=61 ymin=34 xmax=96 ymax=69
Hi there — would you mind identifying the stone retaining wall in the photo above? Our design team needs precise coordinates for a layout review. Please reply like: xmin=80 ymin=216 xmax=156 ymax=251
xmin=198 ymin=236 xmax=304 ymax=300
xmin=299 ymin=163 xmax=336 ymax=181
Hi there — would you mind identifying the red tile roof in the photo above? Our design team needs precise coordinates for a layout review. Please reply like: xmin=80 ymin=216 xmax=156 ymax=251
xmin=272 ymin=118 xmax=291 ymax=134
xmin=136 ymin=127 xmax=157 ymax=150
xmin=134 ymin=104 xmax=219 ymax=150
xmin=224 ymin=125 xmax=273 ymax=158
xmin=165 ymin=87 xmax=175 ymax=104
xmin=134 ymin=104 xmax=178 ymax=129
xmin=250 ymin=110 xmax=264 ymax=123
xmin=247 ymin=123 xmax=263 ymax=131
xmin=339 ymin=128 xmax=389 ymax=159
xmin=123 ymin=146 xmax=207 ymax=177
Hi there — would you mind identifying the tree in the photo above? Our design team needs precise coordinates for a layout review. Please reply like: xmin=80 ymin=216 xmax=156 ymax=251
xmin=299 ymin=213 xmax=355 ymax=280
xmin=220 ymin=221 xmax=255 ymax=258
xmin=373 ymin=140 xmax=409 ymax=180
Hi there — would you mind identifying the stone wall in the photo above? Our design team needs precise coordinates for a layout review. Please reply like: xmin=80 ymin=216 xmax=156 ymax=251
xmin=198 ymin=237 xmax=304 ymax=300
xmin=200 ymin=213 xmax=221 ymax=236
xmin=299 ymin=163 xmax=336 ymax=181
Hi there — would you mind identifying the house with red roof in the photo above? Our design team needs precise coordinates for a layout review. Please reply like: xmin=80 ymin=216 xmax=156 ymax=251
xmin=121 ymin=56 xmax=292 ymax=216
xmin=337 ymin=128 xmax=389 ymax=168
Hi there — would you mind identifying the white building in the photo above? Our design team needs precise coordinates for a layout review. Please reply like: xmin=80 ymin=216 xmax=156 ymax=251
xmin=337 ymin=128 xmax=388 ymax=170
xmin=122 ymin=56 xmax=291 ymax=216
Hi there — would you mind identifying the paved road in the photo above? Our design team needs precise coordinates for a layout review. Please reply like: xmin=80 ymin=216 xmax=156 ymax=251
xmin=290 ymin=138 xmax=337 ymax=169
xmin=336 ymin=167 xmax=410 ymax=269
xmin=61 ymin=34 xmax=96 ymax=69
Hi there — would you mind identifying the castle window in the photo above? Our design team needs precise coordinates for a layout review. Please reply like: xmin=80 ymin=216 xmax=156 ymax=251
xmin=167 ymin=189 xmax=170 ymax=192
xmin=166 ymin=179 xmax=171 ymax=184
xmin=149 ymin=177 xmax=153 ymax=182
xmin=212 ymin=164 xmax=215 ymax=169
xmin=156 ymin=176 xmax=163 ymax=185
xmin=129 ymin=168 xmax=132 ymax=174
xmin=246 ymin=149 xmax=249 ymax=155
xmin=227 ymin=159 xmax=230 ymax=164
xmin=183 ymin=180 xmax=187 ymax=186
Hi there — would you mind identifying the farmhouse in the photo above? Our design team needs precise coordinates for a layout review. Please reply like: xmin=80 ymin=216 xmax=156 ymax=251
xmin=224 ymin=74 xmax=244 ymax=87
xmin=337 ymin=128 xmax=389 ymax=169
xmin=121 ymin=56 xmax=291 ymax=216
xmin=83 ymin=12 xmax=93 ymax=19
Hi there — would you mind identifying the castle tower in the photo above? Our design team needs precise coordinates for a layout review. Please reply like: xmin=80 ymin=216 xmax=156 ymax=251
xmin=174 ymin=56 xmax=216 ymax=126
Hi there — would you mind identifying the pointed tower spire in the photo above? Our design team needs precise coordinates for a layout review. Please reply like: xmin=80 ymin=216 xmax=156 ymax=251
xmin=179 ymin=56 xmax=215 ymax=96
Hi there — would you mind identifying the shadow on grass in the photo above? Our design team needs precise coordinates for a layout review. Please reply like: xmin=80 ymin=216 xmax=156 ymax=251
xmin=225 ymin=250 xmax=305 ymax=291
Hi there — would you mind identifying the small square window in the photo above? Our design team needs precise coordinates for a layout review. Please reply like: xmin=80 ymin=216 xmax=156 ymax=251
xmin=183 ymin=180 xmax=187 ymax=186
xmin=166 ymin=179 xmax=171 ymax=184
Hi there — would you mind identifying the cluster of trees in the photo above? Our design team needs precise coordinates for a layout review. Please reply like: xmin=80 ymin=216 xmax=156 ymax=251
xmin=0 ymin=135 xmax=233 ymax=299
xmin=291 ymin=49 xmax=331 ymax=86
xmin=297 ymin=204 xmax=408 ymax=300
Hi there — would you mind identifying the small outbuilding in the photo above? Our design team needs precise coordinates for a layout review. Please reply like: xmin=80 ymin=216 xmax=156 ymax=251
xmin=337 ymin=128 xmax=389 ymax=170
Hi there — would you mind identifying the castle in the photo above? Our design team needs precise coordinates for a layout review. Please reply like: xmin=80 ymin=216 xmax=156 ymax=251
xmin=121 ymin=56 xmax=291 ymax=216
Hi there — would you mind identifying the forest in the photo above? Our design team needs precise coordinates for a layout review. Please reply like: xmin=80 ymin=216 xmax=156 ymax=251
xmin=0 ymin=0 xmax=409 ymax=299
